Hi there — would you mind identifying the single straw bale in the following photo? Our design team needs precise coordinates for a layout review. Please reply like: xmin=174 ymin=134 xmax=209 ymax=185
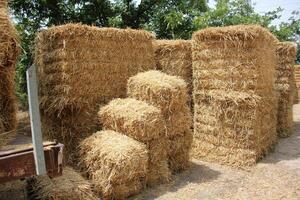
xmin=29 ymin=167 xmax=97 ymax=200
xmin=275 ymin=42 xmax=297 ymax=137
xmin=192 ymin=25 xmax=278 ymax=167
xmin=80 ymin=130 xmax=148 ymax=199
xmin=128 ymin=70 xmax=188 ymax=114
xmin=98 ymin=98 xmax=170 ymax=186
xmin=128 ymin=71 xmax=193 ymax=172
xmin=0 ymin=0 xmax=20 ymax=145
xmin=35 ymin=23 xmax=156 ymax=115
xmin=99 ymin=98 xmax=165 ymax=141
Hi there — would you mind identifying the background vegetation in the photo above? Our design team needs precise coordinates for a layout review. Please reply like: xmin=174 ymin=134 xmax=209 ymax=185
xmin=9 ymin=0 xmax=300 ymax=108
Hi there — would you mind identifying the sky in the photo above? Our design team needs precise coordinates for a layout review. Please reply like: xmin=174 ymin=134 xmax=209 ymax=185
xmin=133 ymin=0 xmax=300 ymax=24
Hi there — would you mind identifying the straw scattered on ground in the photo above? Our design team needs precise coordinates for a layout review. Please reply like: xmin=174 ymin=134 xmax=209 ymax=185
xmin=28 ymin=167 xmax=97 ymax=200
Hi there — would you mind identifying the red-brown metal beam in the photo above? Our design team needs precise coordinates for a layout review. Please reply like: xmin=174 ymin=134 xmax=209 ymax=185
xmin=0 ymin=143 xmax=63 ymax=183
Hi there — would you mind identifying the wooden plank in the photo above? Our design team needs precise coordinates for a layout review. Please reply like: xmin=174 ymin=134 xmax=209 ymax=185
xmin=26 ymin=65 xmax=46 ymax=175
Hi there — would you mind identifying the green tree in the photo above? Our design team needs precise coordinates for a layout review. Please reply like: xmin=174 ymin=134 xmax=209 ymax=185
xmin=193 ymin=0 xmax=300 ymax=62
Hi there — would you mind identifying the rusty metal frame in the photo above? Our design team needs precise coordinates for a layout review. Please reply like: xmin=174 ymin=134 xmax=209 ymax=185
xmin=0 ymin=143 xmax=63 ymax=183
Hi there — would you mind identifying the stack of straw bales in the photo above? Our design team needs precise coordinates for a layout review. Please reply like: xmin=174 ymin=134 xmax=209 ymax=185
xmin=80 ymin=130 xmax=148 ymax=199
xmin=128 ymin=70 xmax=193 ymax=172
xmin=29 ymin=167 xmax=97 ymax=200
xmin=275 ymin=42 xmax=297 ymax=137
xmin=99 ymin=98 xmax=171 ymax=185
xmin=154 ymin=40 xmax=192 ymax=103
xmin=0 ymin=0 xmax=20 ymax=147
xmin=35 ymin=23 xmax=156 ymax=163
xmin=35 ymin=23 xmax=155 ymax=113
xmin=192 ymin=25 xmax=278 ymax=167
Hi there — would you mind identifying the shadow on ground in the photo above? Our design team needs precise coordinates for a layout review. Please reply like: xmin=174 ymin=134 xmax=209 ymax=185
xmin=132 ymin=161 xmax=220 ymax=200
xmin=261 ymin=121 xmax=300 ymax=165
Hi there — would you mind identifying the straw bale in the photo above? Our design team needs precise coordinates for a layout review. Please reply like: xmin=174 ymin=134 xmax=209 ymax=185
xmin=153 ymin=40 xmax=192 ymax=102
xmin=99 ymin=98 xmax=165 ymax=141
xmin=128 ymin=70 xmax=188 ymax=113
xmin=275 ymin=42 xmax=297 ymax=137
xmin=294 ymin=65 xmax=300 ymax=103
xmin=29 ymin=167 xmax=97 ymax=200
xmin=128 ymin=71 xmax=193 ymax=172
xmin=80 ymin=130 xmax=148 ymax=199
xmin=127 ymin=70 xmax=191 ymax=136
xmin=0 ymin=0 xmax=20 ymax=145
xmin=192 ymin=25 xmax=278 ymax=167
xmin=98 ymin=98 xmax=170 ymax=186
xmin=35 ymin=23 xmax=155 ymax=115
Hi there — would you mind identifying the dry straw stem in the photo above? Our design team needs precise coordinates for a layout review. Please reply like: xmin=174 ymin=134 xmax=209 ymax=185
xmin=192 ymin=25 xmax=278 ymax=167
xmin=99 ymin=98 xmax=170 ymax=186
xmin=276 ymin=42 xmax=297 ymax=137
xmin=0 ymin=0 xmax=20 ymax=145
xmin=29 ymin=167 xmax=97 ymax=200
xmin=80 ymin=130 xmax=148 ymax=199
xmin=35 ymin=23 xmax=156 ymax=115
xmin=153 ymin=40 xmax=192 ymax=90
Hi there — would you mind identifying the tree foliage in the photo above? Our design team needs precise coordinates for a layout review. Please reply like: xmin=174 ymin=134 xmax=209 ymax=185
xmin=8 ymin=0 xmax=300 ymax=107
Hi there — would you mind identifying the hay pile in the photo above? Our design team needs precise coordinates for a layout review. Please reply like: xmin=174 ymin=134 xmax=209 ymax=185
xmin=28 ymin=167 xmax=97 ymax=200
xmin=0 ymin=0 xmax=20 ymax=147
xmin=154 ymin=40 xmax=192 ymax=104
xmin=128 ymin=70 xmax=193 ymax=172
xmin=99 ymin=98 xmax=171 ymax=185
xmin=276 ymin=42 xmax=297 ymax=137
xmin=192 ymin=25 xmax=278 ymax=167
xmin=80 ymin=130 xmax=148 ymax=199
xmin=35 ymin=23 xmax=156 ymax=163
xmin=35 ymin=23 xmax=155 ymax=114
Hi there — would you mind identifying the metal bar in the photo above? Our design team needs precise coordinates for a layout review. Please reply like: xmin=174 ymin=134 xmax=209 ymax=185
xmin=26 ymin=65 xmax=46 ymax=175
xmin=0 ymin=144 xmax=63 ymax=183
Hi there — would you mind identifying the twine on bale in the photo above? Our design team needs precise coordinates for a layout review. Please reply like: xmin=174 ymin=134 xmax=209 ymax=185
xmin=80 ymin=130 xmax=148 ymax=200
xmin=275 ymin=42 xmax=298 ymax=137
xmin=0 ymin=0 xmax=20 ymax=148
xmin=191 ymin=25 xmax=278 ymax=167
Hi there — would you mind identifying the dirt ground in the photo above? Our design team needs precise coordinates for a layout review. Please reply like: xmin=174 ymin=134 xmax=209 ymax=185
xmin=134 ymin=104 xmax=300 ymax=200
xmin=1 ymin=106 xmax=300 ymax=200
